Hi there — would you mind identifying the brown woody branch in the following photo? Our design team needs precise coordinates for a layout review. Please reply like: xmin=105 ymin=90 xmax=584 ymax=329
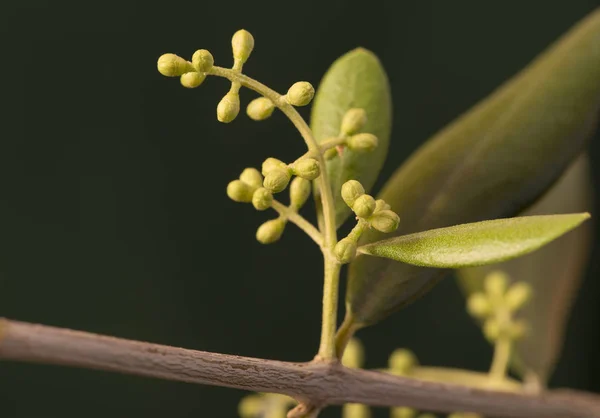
xmin=1 ymin=318 xmax=599 ymax=417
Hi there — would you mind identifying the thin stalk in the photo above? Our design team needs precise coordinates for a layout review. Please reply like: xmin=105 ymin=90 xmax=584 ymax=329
xmin=490 ymin=337 xmax=512 ymax=382
xmin=271 ymin=200 xmax=323 ymax=247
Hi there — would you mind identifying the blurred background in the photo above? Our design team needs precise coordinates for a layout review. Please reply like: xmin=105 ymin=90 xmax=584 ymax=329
xmin=0 ymin=1 xmax=599 ymax=417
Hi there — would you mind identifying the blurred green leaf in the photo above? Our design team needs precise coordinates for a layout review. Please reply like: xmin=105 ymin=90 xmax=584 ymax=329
xmin=311 ymin=48 xmax=392 ymax=228
xmin=345 ymin=9 xmax=600 ymax=328
xmin=458 ymin=154 xmax=594 ymax=385
xmin=359 ymin=214 xmax=589 ymax=268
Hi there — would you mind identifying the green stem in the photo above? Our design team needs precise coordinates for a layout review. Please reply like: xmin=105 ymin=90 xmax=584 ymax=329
xmin=271 ymin=200 xmax=323 ymax=247
xmin=334 ymin=313 xmax=361 ymax=358
xmin=208 ymin=66 xmax=341 ymax=360
xmin=319 ymin=136 xmax=346 ymax=151
xmin=490 ymin=336 xmax=512 ymax=381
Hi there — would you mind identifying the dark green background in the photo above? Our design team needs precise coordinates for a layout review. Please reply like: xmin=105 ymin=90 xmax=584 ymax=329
xmin=1 ymin=1 xmax=599 ymax=417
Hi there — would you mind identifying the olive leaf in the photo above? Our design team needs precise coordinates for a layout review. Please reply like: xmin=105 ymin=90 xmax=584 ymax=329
xmin=458 ymin=154 xmax=594 ymax=386
xmin=311 ymin=48 xmax=392 ymax=228
xmin=358 ymin=213 xmax=590 ymax=268
xmin=345 ymin=9 xmax=600 ymax=328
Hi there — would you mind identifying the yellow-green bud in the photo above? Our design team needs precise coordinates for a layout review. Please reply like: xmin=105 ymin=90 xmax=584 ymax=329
xmin=232 ymin=29 xmax=254 ymax=64
xmin=505 ymin=282 xmax=532 ymax=312
xmin=239 ymin=167 xmax=263 ymax=189
xmin=192 ymin=49 xmax=214 ymax=72
xmin=392 ymin=407 xmax=416 ymax=418
xmin=238 ymin=394 xmax=263 ymax=418
xmin=261 ymin=158 xmax=288 ymax=176
xmin=466 ymin=293 xmax=492 ymax=319
xmin=341 ymin=180 xmax=365 ymax=208
xmin=341 ymin=338 xmax=364 ymax=369
xmin=180 ymin=72 xmax=206 ymax=88
xmin=388 ymin=348 xmax=418 ymax=375
xmin=217 ymin=91 xmax=240 ymax=123
xmin=157 ymin=53 xmax=194 ymax=77
xmin=483 ymin=318 xmax=500 ymax=341
xmin=227 ymin=180 xmax=254 ymax=203
xmin=247 ymin=97 xmax=275 ymax=121
xmin=324 ymin=147 xmax=338 ymax=160
xmin=252 ymin=187 xmax=273 ymax=211
xmin=264 ymin=168 xmax=291 ymax=193
xmin=485 ymin=271 xmax=509 ymax=298
xmin=347 ymin=133 xmax=378 ymax=153
xmin=369 ymin=210 xmax=400 ymax=233
xmin=256 ymin=218 xmax=286 ymax=244
xmin=342 ymin=403 xmax=371 ymax=418
xmin=289 ymin=177 xmax=311 ymax=210
xmin=352 ymin=194 xmax=376 ymax=218
xmin=286 ymin=81 xmax=315 ymax=106
xmin=334 ymin=238 xmax=357 ymax=264
xmin=340 ymin=108 xmax=367 ymax=136
xmin=374 ymin=199 xmax=391 ymax=213
xmin=293 ymin=158 xmax=320 ymax=180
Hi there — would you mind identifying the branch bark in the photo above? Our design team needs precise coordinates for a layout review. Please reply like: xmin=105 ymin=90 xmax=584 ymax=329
xmin=1 ymin=318 xmax=599 ymax=417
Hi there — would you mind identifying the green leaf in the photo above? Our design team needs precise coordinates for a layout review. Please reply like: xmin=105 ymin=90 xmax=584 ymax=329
xmin=359 ymin=213 xmax=590 ymax=268
xmin=311 ymin=48 xmax=392 ymax=228
xmin=345 ymin=9 xmax=600 ymax=328
xmin=458 ymin=154 xmax=593 ymax=385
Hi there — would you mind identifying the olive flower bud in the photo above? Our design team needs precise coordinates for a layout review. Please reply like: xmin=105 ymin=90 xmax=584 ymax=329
xmin=392 ymin=407 xmax=416 ymax=418
xmin=340 ymin=108 xmax=367 ymax=136
xmin=343 ymin=403 xmax=371 ymax=418
xmin=246 ymin=97 xmax=275 ymax=121
xmin=289 ymin=177 xmax=311 ymax=210
xmin=286 ymin=81 xmax=315 ymax=106
xmin=293 ymin=158 xmax=320 ymax=180
xmin=388 ymin=348 xmax=418 ymax=375
xmin=232 ymin=29 xmax=254 ymax=64
xmin=192 ymin=49 xmax=214 ymax=72
xmin=505 ymin=282 xmax=532 ymax=312
xmin=238 ymin=394 xmax=263 ymax=418
xmin=485 ymin=271 xmax=509 ymax=298
xmin=347 ymin=133 xmax=378 ymax=153
xmin=227 ymin=180 xmax=254 ymax=203
xmin=324 ymin=147 xmax=338 ymax=160
xmin=261 ymin=157 xmax=288 ymax=176
xmin=334 ymin=238 xmax=357 ymax=264
xmin=341 ymin=180 xmax=365 ymax=208
xmin=374 ymin=199 xmax=391 ymax=213
xmin=252 ymin=187 xmax=273 ymax=211
xmin=341 ymin=338 xmax=364 ymax=369
xmin=352 ymin=194 xmax=376 ymax=218
xmin=483 ymin=318 xmax=501 ymax=341
xmin=264 ymin=168 xmax=291 ymax=193
xmin=369 ymin=210 xmax=400 ymax=233
xmin=256 ymin=217 xmax=286 ymax=244
xmin=466 ymin=293 xmax=492 ymax=319
xmin=180 ymin=72 xmax=206 ymax=88
xmin=157 ymin=53 xmax=194 ymax=77
xmin=217 ymin=91 xmax=240 ymax=123
xmin=239 ymin=167 xmax=263 ymax=189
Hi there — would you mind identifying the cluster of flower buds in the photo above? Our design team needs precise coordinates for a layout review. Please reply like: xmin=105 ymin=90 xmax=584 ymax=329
xmin=227 ymin=168 xmax=273 ymax=210
xmin=261 ymin=157 xmax=321 ymax=194
xmin=323 ymin=108 xmax=379 ymax=161
xmin=467 ymin=271 xmax=532 ymax=342
xmin=238 ymin=392 xmax=294 ymax=418
xmin=334 ymin=180 xmax=400 ymax=263
xmin=157 ymin=48 xmax=214 ymax=89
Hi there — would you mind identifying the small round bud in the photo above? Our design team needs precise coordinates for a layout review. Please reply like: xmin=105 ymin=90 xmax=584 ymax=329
xmin=340 ymin=108 xmax=367 ymax=136
xmin=374 ymin=199 xmax=391 ymax=213
xmin=192 ymin=49 xmax=214 ymax=72
xmin=232 ymin=29 xmax=254 ymax=64
xmin=388 ymin=348 xmax=418 ymax=375
xmin=341 ymin=180 xmax=365 ymax=208
xmin=227 ymin=180 xmax=254 ymax=203
xmin=485 ymin=271 xmax=509 ymax=298
xmin=286 ymin=81 xmax=315 ymax=106
xmin=343 ymin=403 xmax=371 ymax=418
xmin=467 ymin=293 xmax=492 ymax=319
xmin=289 ymin=177 xmax=311 ymax=210
xmin=217 ymin=91 xmax=240 ymax=123
xmin=252 ymin=187 xmax=273 ymax=211
xmin=505 ymin=282 xmax=532 ymax=312
xmin=238 ymin=394 xmax=263 ymax=418
xmin=352 ymin=194 xmax=376 ymax=218
xmin=261 ymin=158 xmax=288 ymax=176
xmin=334 ymin=238 xmax=357 ymax=264
xmin=483 ymin=318 xmax=501 ymax=341
xmin=180 ymin=72 xmax=206 ymax=88
xmin=293 ymin=158 xmax=321 ymax=180
xmin=247 ymin=97 xmax=275 ymax=121
xmin=341 ymin=338 xmax=364 ymax=369
xmin=324 ymin=147 xmax=338 ymax=160
xmin=509 ymin=320 xmax=528 ymax=340
xmin=256 ymin=218 xmax=286 ymax=244
xmin=392 ymin=407 xmax=416 ymax=418
xmin=369 ymin=210 xmax=400 ymax=233
xmin=347 ymin=133 xmax=378 ymax=153
xmin=157 ymin=53 xmax=194 ymax=77
xmin=239 ymin=167 xmax=263 ymax=189
xmin=263 ymin=168 xmax=291 ymax=193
